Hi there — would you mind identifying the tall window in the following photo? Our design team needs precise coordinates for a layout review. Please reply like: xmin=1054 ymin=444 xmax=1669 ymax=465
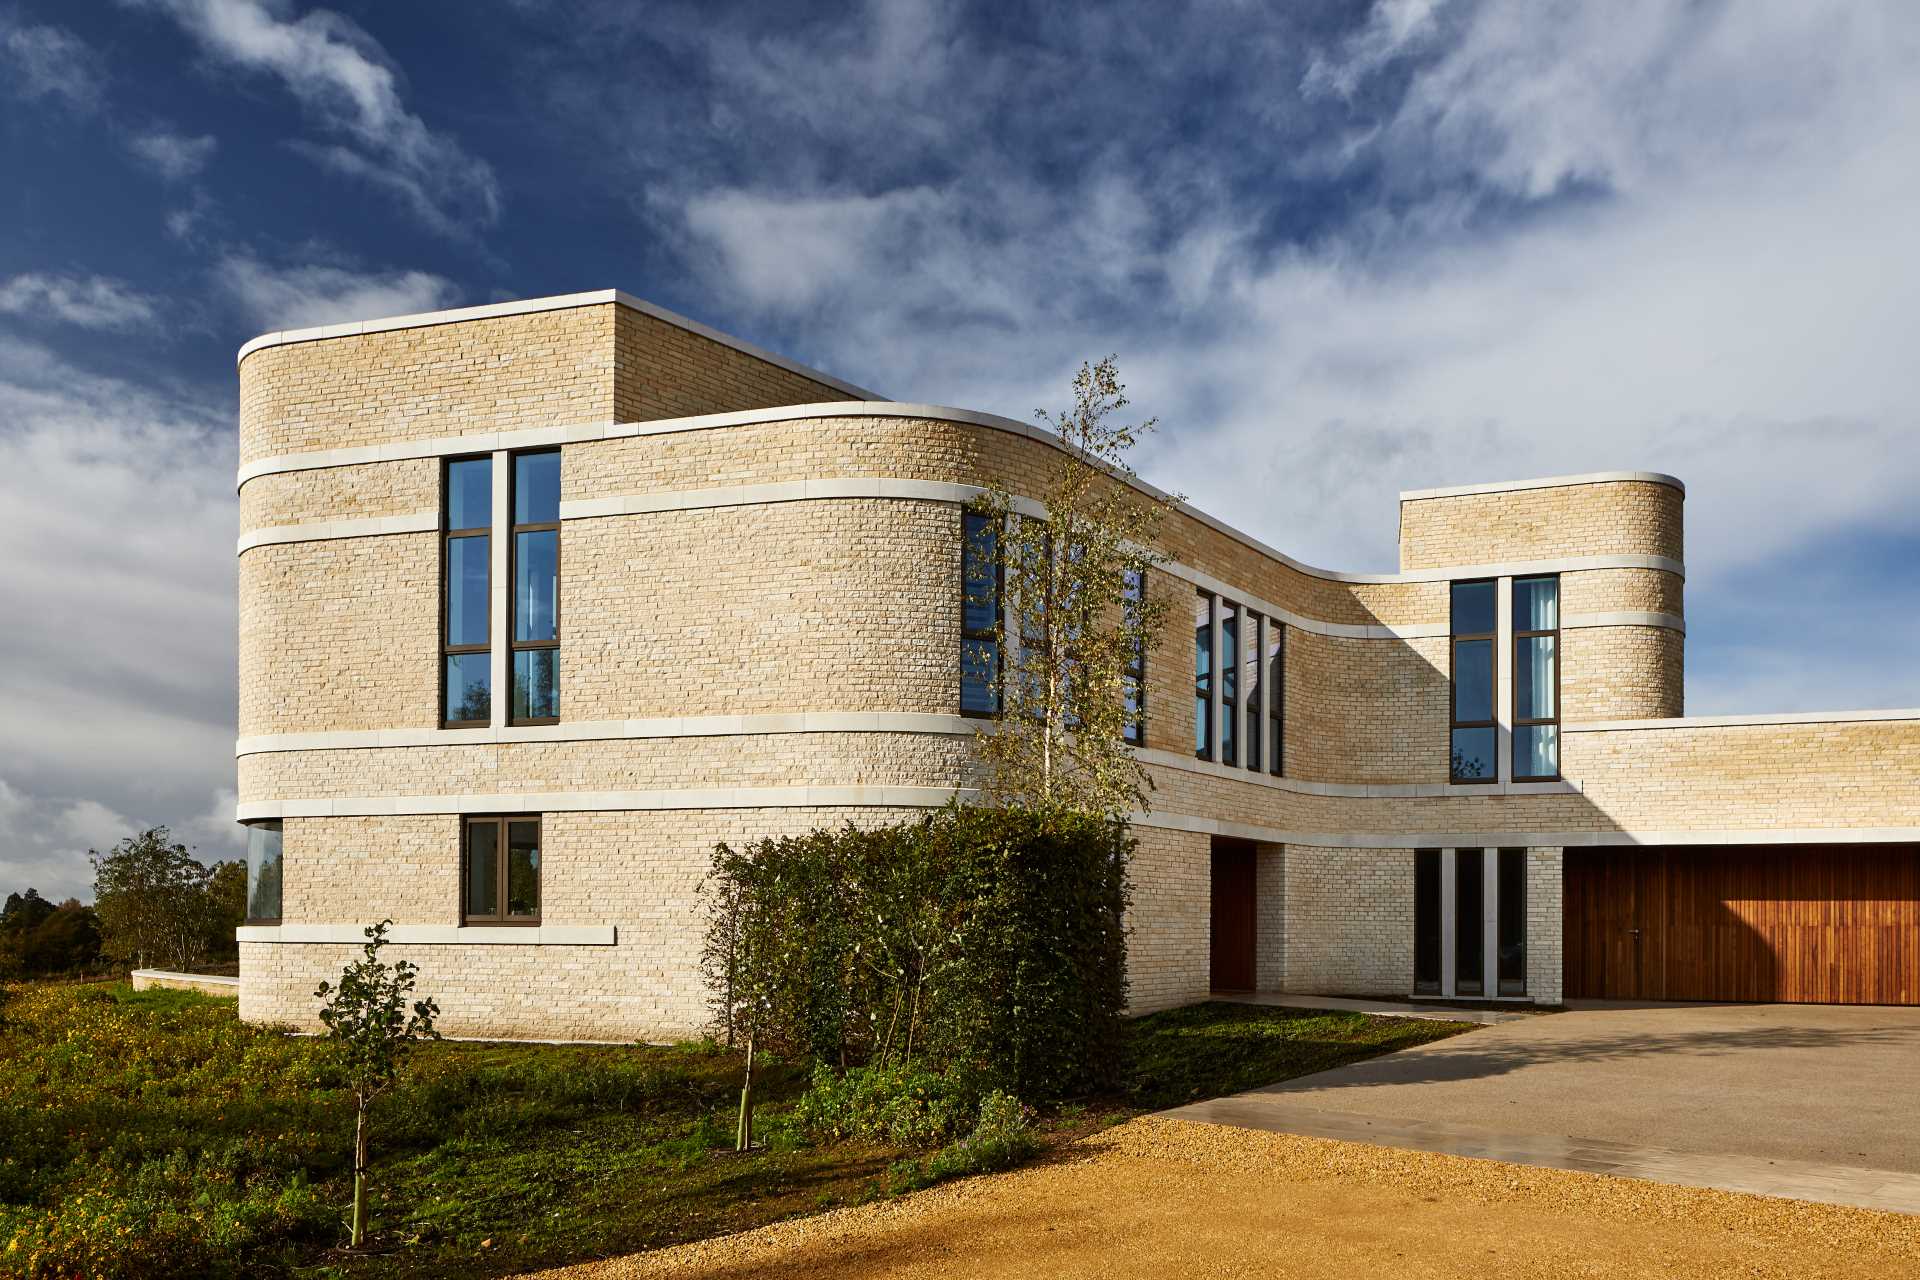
xmin=1449 ymin=580 xmax=1496 ymax=783
xmin=1513 ymin=576 xmax=1560 ymax=780
xmin=463 ymin=815 xmax=541 ymax=923
xmin=1244 ymin=613 xmax=1261 ymax=772
xmin=244 ymin=820 xmax=283 ymax=924
xmin=1268 ymin=625 xmax=1285 ymax=777
xmin=1121 ymin=568 xmax=1146 ymax=744
xmin=1498 ymin=847 xmax=1527 ymax=995
xmin=511 ymin=450 xmax=561 ymax=724
xmin=1220 ymin=604 xmax=1238 ymax=764
xmin=443 ymin=456 xmax=492 ymax=727
xmin=1413 ymin=848 xmax=1440 ymax=994
xmin=1193 ymin=591 xmax=1213 ymax=760
xmin=1455 ymin=847 xmax=1485 ymax=995
xmin=960 ymin=511 xmax=1000 ymax=716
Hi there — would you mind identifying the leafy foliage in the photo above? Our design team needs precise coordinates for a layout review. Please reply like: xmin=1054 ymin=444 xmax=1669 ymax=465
xmin=88 ymin=827 xmax=244 ymax=972
xmin=790 ymin=1063 xmax=974 ymax=1148
xmin=703 ymin=803 xmax=1131 ymax=1102
xmin=969 ymin=356 xmax=1181 ymax=817
xmin=1 ymin=890 xmax=102 ymax=977
xmin=884 ymin=1091 xmax=1040 ymax=1193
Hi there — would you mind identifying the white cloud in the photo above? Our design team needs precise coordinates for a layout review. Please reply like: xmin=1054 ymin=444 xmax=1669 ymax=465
xmin=129 ymin=0 xmax=499 ymax=235
xmin=57 ymin=800 xmax=135 ymax=850
xmin=128 ymin=127 xmax=218 ymax=180
xmin=214 ymin=254 xmax=459 ymax=329
xmin=0 ymin=273 xmax=160 ymax=330
xmin=0 ymin=18 xmax=104 ymax=111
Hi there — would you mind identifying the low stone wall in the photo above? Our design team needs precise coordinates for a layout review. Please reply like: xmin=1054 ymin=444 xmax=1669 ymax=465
xmin=131 ymin=970 xmax=240 ymax=997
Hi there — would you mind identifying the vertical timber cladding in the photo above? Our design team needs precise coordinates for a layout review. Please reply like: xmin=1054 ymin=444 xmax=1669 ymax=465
xmin=1564 ymin=845 xmax=1920 ymax=1004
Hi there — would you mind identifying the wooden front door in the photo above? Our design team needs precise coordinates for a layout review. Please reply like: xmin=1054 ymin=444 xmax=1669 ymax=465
xmin=1209 ymin=840 xmax=1257 ymax=991
xmin=1564 ymin=849 xmax=1666 ymax=999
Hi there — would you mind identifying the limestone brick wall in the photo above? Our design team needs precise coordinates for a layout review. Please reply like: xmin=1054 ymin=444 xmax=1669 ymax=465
xmin=1284 ymin=631 xmax=1448 ymax=785
xmin=1125 ymin=823 xmax=1210 ymax=1013
xmin=1277 ymin=845 xmax=1414 ymax=997
xmin=1398 ymin=479 xmax=1683 ymax=572
xmin=1562 ymin=627 xmax=1685 ymax=722
xmin=239 ymin=458 xmax=438 ymax=530
xmin=611 ymin=308 xmax=854 ymax=423
xmin=1562 ymin=567 xmax=1684 ymax=618
xmin=1526 ymin=846 xmax=1564 ymax=1004
xmin=1255 ymin=845 xmax=1286 ymax=990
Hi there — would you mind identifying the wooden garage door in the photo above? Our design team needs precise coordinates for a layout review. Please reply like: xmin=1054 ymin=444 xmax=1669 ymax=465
xmin=1565 ymin=845 xmax=1920 ymax=1004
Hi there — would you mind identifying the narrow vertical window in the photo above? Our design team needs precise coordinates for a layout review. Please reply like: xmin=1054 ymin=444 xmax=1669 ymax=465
xmin=510 ymin=450 xmax=561 ymax=724
xmin=1449 ymin=580 xmax=1496 ymax=782
xmin=1193 ymin=591 xmax=1213 ymax=760
xmin=1455 ymin=847 xmax=1485 ymax=995
xmin=960 ymin=511 xmax=1000 ymax=716
xmin=1220 ymin=604 xmax=1238 ymax=764
xmin=1413 ymin=848 xmax=1440 ymax=994
xmin=1121 ymin=567 xmax=1145 ymax=744
xmin=463 ymin=815 xmax=541 ymax=924
xmin=244 ymin=820 xmax=283 ymax=924
xmin=1498 ymin=847 xmax=1527 ymax=995
xmin=1269 ymin=624 xmax=1285 ymax=777
xmin=442 ymin=456 xmax=492 ymax=727
xmin=1513 ymin=576 xmax=1560 ymax=780
xmin=1244 ymin=613 xmax=1261 ymax=772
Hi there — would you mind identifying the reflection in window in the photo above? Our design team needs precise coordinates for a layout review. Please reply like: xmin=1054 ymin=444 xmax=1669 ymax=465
xmin=464 ymin=815 xmax=540 ymax=923
xmin=1121 ymin=568 xmax=1145 ymax=744
xmin=1193 ymin=591 xmax=1213 ymax=760
xmin=1220 ymin=605 xmax=1238 ymax=764
xmin=1513 ymin=576 xmax=1560 ymax=779
xmin=443 ymin=457 xmax=491 ymax=726
xmin=1450 ymin=580 xmax=1496 ymax=782
xmin=244 ymin=820 xmax=283 ymax=923
xmin=960 ymin=512 xmax=1001 ymax=716
xmin=1269 ymin=626 xmax=1285 ymax=777
xmin=511 ymin=450 xmax=560 ymax=723
xmin=1498 ymin=847 xmax=1527 ymax=994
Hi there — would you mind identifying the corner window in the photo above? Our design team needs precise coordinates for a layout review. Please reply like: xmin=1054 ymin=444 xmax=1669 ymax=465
xmin=1193 ymin=591 xmax=1213 ymax=760
xmin=463 ymin=816 xmax=541 ymax=924
xmin=510 ymin=450 xmax=561 ymax=724
xmin=960 ymin=512 xmax=1001 ymax=716
xmin=1449 ymin=580 xmax=1496 ymax=783
xmin=244 ymin=820 xmax=283 ymax=924
xmin=1513 ymin=576 xmax=1560 ymax=780
xmin=442 ymin=457 xmax=492 ymax=727
xmin=1121 ymin=568 xmax=1145 ymax=745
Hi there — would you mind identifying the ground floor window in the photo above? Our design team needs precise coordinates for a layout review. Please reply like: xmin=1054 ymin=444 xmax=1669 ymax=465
xmin=1413 ymin=849 xmax=1441 ymax=994
xmin=244 ymin=820 xmax=283 ymax=923
xmin=463 ymin=816 xmax=541 ymax=923
xmin=1412 ymin=846 xmax=1527 ymax=998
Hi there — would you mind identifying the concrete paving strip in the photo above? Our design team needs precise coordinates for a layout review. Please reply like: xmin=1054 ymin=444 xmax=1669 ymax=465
xmin=1207 ymin=990 xmax=1536 ymax=1024
xmin=1160 ymin=1095 xmax=1920 ymax=1214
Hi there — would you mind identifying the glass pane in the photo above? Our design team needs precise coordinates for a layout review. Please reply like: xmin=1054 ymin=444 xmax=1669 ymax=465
xmin=1122 ymin=675 xmax=1142 ymax=743
xmin=514 ymin=451 xmax=561 ymax=524
xmin=1221 ymin=702 xmax=1236 ymax=760
xmin=514 ymin=649 xmax=559 ymax=720
xmin=1515 ymin=576 xmax=1559 ymax=631
xmin=514 ymin=529 xmax=558 ymax=642
xmin=1516 ymin=723 xmax=1559 ymax=778
xmin=465 ymin=822 xmax=499 ymax=918
xmin=245 ymin=821 xmax=282 ymax=921
xmin=1270 ymin=712 xmax=1283 ymax=776
xmin=1220 ymin=612 xmax=1238 ymax=701
xmin=1245 ymin=703 xmax=1261 ymax=771
xmin=506 ymin=821 xmax=540 ymax=918
xmin=445 ymin=652 xmax=491 ymax=723
xmin=1451 ymin=726 xmax=1495 ymax=781
xmin=1453 ymin=638 xmax=1492 ymax=720
xmin=447 ymin=458 xmax=491 ymax=530
xmin=1193 ymin=594 xmax=1212 ymax=689
xmin=1456 ymin=848 xmax=1484 ymax=995
xmin=446 ymin=534 xmax=489 ymax=646
xmin=961 ymin=639 xmax=998 ymax=714
xmin=961 ymin=514 xmax=999 ymax=634
xmin=1194 ymin=694 xmax=1210 ymax=759
xmin=1413 ymin=849 xmax=1441 ymax=993
xmin=1498 ymin=848 xmax=1527 ymax=994
xmin=1516 ymin=635 xmax=1557 ymax=720
xmin=1451 ymin=580 xmax=1495 ymax=635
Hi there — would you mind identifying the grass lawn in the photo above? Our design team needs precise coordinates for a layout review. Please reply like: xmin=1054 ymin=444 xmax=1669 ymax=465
xmin=0 ymin=984 xmax=1470 ymax=1279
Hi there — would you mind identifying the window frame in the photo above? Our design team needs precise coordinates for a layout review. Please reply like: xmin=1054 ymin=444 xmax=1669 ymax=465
xmin=1193 ymin=589 xmax=1214 ymax=760
xmin=508 ymin=449 xmax=561 ymax=727
xmin=441 ymin=454 xmax=492 ymax=729
xmin=1121 ymin=567 xmax=1146 ymax=745
xmin=243 ymin=819 xmax=283 ymax=925
xmin=461 ymin=814 xmax=542 ymax=926
xmin=1269 ymin=622 xmax=1285 ymax=777
xmin=1511 ymin=575 xmax=1562 ymax=782
xmin=959 ymin=510 xmax=1003 ymax=718
xmin=1449 ymin=578 xmax=1497 ymax=785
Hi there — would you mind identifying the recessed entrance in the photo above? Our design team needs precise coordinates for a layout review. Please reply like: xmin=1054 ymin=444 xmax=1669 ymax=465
xmin=1209 ymin=838 xmax=1257 ymax=991
xmin=1563 ymin=845 xmax=1920 ymax=1003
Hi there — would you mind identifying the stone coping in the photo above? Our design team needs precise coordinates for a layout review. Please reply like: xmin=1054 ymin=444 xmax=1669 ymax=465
xmin=130 ymin=970 xmax=240 ymax=994
xmin=235 ymin=924 xmax=616 ymax=946
xmin=1400 ymin=470 xmax=1685 ymax=501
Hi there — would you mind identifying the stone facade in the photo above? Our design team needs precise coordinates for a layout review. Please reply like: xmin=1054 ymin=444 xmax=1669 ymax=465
xmin=233 ymin=291 xmax=1920 ymax=1041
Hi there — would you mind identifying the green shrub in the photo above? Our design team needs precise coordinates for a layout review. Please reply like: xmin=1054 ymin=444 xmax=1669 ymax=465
xmin=884 ymin=1090 xmax=1041 ymax=1193
xmin=790 ymin=1063 xmax=974 ymax=1148
xmin=703 ymin=802 xmax=1131 ymax=1101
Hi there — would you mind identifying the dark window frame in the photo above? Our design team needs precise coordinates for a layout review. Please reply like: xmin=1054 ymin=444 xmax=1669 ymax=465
xmin=1412 ymin=847 xmax=1441 ymax=994
xmin=1269 ymin=622 xmax=1285 ymax=777
xmin=461 ymin=814 xmax=542 ymax=925
xmin=1121 ymin=567 xmax=1146 ymax=745
xmin=441 ymin=454 xmax=492 ymax=729
xmin=1511 ymin=575 xmax=1562 ymax=782
xmin=1220 ymin=602 xmax=1239 ymax=764
xmin=1193 ymin=589 xmax=1213 ymax=761
xmin=1497 ymin=846 xmax=1528 ymax=995
xmin=509 ymin=449 xmax=561 ymax=727
xmin=959 ymin=510 xmax=1002 ymax=718
xmin=1244 ymin=612 xmax=1262 ymax=773
xmin=1449 ymin=579 xmax=1497 ymax=784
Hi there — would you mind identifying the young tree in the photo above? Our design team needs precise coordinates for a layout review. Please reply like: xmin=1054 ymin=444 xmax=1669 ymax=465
xmin=90 ymin=828 xmax=216 ymax=971
xmin=969 ymin=357 xmax=1180 ymax=817
xmin=315 ymin=920 xmax=440 ymax=1249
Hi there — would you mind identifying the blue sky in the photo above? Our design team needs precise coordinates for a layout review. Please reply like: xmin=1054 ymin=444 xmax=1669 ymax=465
xmin=3 ymin=0 xmax=1918 ymax=900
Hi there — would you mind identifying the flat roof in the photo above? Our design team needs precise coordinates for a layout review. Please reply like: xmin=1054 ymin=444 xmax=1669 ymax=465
xmin=1400 ymin=470 xmax=1685 ymax=501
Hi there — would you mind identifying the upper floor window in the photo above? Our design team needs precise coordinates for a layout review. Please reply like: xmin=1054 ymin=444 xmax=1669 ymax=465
xmin=1193 ymin=591 xmax=1213 ymax=760
xmin=1450 ymin=580 xmax=1496 ymax=783
xmin=1268 ymin=623 xmax=1285 ymax=777
xmin=511 ymin=451 xmax=561 ymax=724
xmin=463 ymin=815 xmax=541 ymax=924
xmin=1121 ymin=568 xmax=1146 ymax=745
xmin=960 ymin=511 xmax=1001 ymax=716
xmin=1513 ymin=576 xmax=1560 ymax=780
xmin=244 ymin=820 xmax=283 ymax=924
xmin=442 ymin=456 xmax=492 ymax=727
xmin=1220 ymin=604 xmax=1239 ymax=765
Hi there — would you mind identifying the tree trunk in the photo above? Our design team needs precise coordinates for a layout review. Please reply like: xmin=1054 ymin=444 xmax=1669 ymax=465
xmin=351 ymin=1095 xmax=369 ymax=1247
xmin=735 ymin=1032 xmax=756 ymax=1152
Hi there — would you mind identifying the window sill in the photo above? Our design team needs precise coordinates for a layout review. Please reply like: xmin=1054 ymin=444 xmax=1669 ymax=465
xmin=235 ymin=924 xmax=615 ymax=946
